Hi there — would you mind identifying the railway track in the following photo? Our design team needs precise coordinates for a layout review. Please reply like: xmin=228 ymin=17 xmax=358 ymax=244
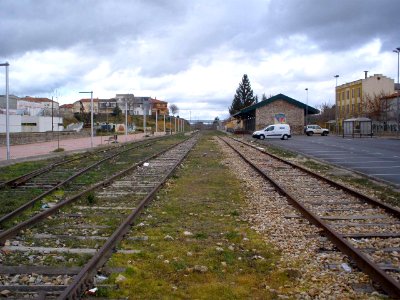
xmin=0 ymin=135 xmax=179 ymax=229
xmin=0 ymin=133 xmax=198 ymax=299
xmin=220 ymin=136 xmax=400 ymax=298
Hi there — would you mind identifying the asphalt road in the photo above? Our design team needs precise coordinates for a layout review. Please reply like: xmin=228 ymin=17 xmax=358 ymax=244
xmin=254 ymin=135 xmax=400 ymax=188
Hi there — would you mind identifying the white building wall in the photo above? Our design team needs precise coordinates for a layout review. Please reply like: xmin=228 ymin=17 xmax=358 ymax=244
xmin=362 ymin=74 xmax=395 ymax=98
xmin=0 ymin=115 xmax=22 ymax=132
xmin=21 ymin=116 xmax=63 ymax=132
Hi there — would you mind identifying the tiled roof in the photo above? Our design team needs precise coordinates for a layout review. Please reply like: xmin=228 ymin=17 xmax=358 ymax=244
xmin=149 ymin=98 xmax=167 ymax=104
xmin=23 ymin=96 xmax=55 ymax=103
xmin=381 ymin=92 xmax=400 ymax=100
xmin=78 ymin=98 xmax=99 ymax=103
xmin=60 ymin=104 xmax=73 ymax=108
xmin=233 ymin=93 xmax=319 ymax=117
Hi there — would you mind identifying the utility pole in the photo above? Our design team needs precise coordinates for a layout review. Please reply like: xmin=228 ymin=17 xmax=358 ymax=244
xmin=334 ymin=75 xmax=339 ymax=135
xmin=51 ymin=96 xmax=54 ymax=132
xmin=0 ymin=62 xmax=10 ymax=160
xmin=305 ymin=88 xmax=308 ymax=126
xmin=394 ymin=48 xmax=400 ymax=138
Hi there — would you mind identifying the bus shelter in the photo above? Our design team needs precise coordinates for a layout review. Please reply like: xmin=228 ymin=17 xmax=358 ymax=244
xmin=343 ymin=117 xmax=372 ymax=138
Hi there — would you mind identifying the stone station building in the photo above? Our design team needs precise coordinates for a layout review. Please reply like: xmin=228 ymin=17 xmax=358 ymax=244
xmin=233 ymin=93 xmax=319 ymax=135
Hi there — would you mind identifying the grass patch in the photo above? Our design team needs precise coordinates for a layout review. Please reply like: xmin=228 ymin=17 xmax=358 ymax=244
xmin=263 ymin=144 xmax=297 ymax=159
xmin=303 ymin=160 xmax=332 ymax=172
xmin=335 ymin=175 xmax=400 ymax=207
xmin=104 ymin=131 xmax=288 ymax=299
xmin=0 ymin=160 xmax=55 ymax=182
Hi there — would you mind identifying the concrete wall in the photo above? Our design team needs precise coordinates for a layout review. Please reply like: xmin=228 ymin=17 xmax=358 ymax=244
xmin=0 ymin=130 xmax=89 ymax=146
xmin=256 ymin=100 xmax=304 ymax=134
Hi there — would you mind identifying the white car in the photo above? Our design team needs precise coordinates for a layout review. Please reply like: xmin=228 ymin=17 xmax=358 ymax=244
xmin=304 ymin=125 xmax=329 ymax=136
xmin=252 ymin=124 xmax=291 ymax=140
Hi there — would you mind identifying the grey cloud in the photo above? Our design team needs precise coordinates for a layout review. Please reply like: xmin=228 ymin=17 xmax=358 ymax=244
xmin=262 ymin=0 xmax=400 ymax=52
xmin=0 ymin=0 xmax=188 ymax=57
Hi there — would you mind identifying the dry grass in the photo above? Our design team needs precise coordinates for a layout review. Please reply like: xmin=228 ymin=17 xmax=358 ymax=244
xmin=103 ymin=131 xmax=289 ymax=299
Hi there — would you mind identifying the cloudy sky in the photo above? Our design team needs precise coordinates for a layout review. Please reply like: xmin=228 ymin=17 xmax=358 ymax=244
xmin=1 ymin=0 xmax=399 ymax=121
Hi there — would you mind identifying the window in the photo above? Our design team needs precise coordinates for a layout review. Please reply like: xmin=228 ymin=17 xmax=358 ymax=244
xmin=357 ymin=88 xmax=361 ymax=97
xmin=342 ymin=91 xmax=345 ymax=99
xmin=352 ymin=89 xmax=354 ymax=98
xmin=352 ymin=104 xmax=355 ymax=112
xmin=346 ymin=91 xmax=350 ymax=99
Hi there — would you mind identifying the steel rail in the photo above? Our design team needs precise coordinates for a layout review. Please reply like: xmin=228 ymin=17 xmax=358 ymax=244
xmin=59 ymin=135 xmax=198 ymax=299
xmin=0 ymin=139 xmax=163 ymax=226
xmin=232 ymin=137 xmax=400 ymax=218
xmin=0 ymin=134 xmax=168 ymax=189
xmin=220 ymin=136 xmax=400 ymax=298
xmin=0 ymin=142 xmax=125 ymax=189
xmin=0 ymin=136 xmax=192 ymax=245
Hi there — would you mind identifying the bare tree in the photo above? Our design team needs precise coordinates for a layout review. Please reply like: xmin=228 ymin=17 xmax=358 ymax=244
xmin=169 ymin=104 xmax=179 ymax=116
xmin=319 ymin=102 xmax=336 ymax=122
xmin=363 ymin=91 xmax=390 ymax=122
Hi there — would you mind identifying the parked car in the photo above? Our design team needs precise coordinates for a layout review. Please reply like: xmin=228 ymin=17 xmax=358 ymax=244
xmin=304 ymin=125 xmax=329 ymax=136
xmin=252 ymin=124 xmax=291 ymax=140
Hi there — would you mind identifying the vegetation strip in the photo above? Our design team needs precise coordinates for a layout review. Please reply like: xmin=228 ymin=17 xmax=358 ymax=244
xmin=98 ymin=132 xmax=283 ymax=299
xmin=59 ymin=135 xmax=198 ymax=299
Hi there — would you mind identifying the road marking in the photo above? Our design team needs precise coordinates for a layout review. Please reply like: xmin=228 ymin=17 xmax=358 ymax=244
xmin=371 ymin=173 xmax=400 ymax=176
xmin=352 ymin=166 xmax=400 ymax=169
xmin=333 ymin=161 xmax=400 ymax=164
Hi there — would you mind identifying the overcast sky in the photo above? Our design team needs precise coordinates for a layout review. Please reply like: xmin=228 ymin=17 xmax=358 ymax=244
xmin=1 ymin=0 xmax=399 ymax=120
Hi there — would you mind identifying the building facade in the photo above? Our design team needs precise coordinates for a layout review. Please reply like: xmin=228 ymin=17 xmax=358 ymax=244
xmin=73 ymin=99 xmax=99 ymax=114
xmin=21 ymin=97 xmax=59 ymax=116
xmin=233 ymin=93 xmax=319 ymax=134
xmin=336 ymin=74 xmax=395 ymax=125
xmin=149 ymin=98 xmax=169 ymax=116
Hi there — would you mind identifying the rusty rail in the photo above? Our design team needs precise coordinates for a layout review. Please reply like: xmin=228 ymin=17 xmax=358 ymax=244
xmin=59 ymin=135 xmax=198 ymax=299
xmin=221 ymin=136 xmax=400 ymax=298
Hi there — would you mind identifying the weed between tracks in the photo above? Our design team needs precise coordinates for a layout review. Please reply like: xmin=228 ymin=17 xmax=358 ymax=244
xmin=102 ymin=132 xmax=287 ymax=299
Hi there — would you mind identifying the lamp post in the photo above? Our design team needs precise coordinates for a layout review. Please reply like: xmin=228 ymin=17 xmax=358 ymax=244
xmin=305 ymin=88 xmax=308 ymax=126
xmin=334 ymin=75 xmax=339 ymax=135
xmin=125 ymin=97 xmax=128 ymax=142
xmin=143 ymin=102 xmax=146 ymax=135
xmin=0 ymin=62 xmax=10 ymax=160
xmin=394 ymin=48 xmax=400 ymax=138
xmin=79 ymin=91 xmax=93 ymax=148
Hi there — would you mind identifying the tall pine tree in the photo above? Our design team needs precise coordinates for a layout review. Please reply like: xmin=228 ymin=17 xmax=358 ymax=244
xmin=229 ymin=74 xmax=256 ymax=115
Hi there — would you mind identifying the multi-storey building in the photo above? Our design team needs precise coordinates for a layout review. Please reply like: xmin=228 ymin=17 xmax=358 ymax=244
xmin=73 ymin=98 xmax=99 ymax=114
xmin=21 ymin=97 xmax=59 ymax=116
xmin=149 ymin=98 xmax=169 ymax=116
xmin=336 ymin=73 xmax=395 ymax=125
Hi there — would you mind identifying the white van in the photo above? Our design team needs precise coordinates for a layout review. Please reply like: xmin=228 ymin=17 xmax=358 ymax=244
xmin=252 ymin=124 xmax=291 ymax=140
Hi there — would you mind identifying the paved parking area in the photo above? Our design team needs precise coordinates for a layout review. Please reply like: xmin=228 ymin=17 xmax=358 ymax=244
xmin=254 ymin=135 xmax=400 ymax=188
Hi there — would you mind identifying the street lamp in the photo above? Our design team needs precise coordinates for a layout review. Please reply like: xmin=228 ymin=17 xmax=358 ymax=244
xmin=0 ymin=62 xmax=10 ymax=160
xmin=305 ymin=88 xmax=308 ymax=126
xmin=125 ymin=96 xmax=128 ymax=141
xmin=79 ymin=91 xmax=93 ymax=147
xmin=334 ymin=75 xmax=339 ymax=134
xmin=394 ymin=48 xmax=400 ymax=138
